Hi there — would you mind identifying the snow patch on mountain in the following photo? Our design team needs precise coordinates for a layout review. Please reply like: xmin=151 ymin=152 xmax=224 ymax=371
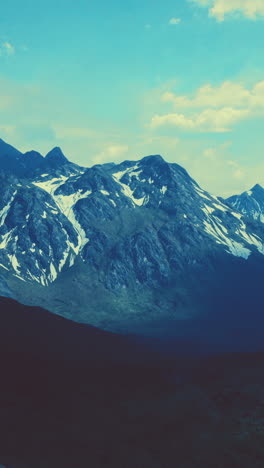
xmin=213 ymin=203 xmax=227 ymax=212
xmin=112 ymin=168 xmax=146 ymax=206
xmin=1 ymin=146 xmax=264 ymax=291
xmin=33 ymin=176 xmax=67 ymax=194
xmin=0 ymin=192 xmax=17 ymax=227
xmin=202 ymin=205 xmax=215 ymax=215
xmin=231 ymin=212 xmax=242 ymax=220
xmin=7 ymin=253 xmax=20 ymax=273
xmin=54 ymin=190 xmax=92 ymax=252
xmin=0 ymin=230 xmax=14 ymax=249
xmin=226 ymin=185 xmax=264 ymax=224
xmin=203 ymin=218 xmax=251 ymax=259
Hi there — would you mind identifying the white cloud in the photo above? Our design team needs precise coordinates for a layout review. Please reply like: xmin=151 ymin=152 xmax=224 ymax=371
xmin=0 ymin=42 xmax=15 ymax=56
xmin=148 ymin=80 xmax=264 ymax=132
xmin=106 ymin=145 xmax=129 ymax=157
xmin=161 ymin=80 xmax=264 ymax=110
xmin=174 ymin=141 xmax=264 ymax=197
xmin=149 ymin=107 xmax=249 ymax=132
xmin=168 ymin=17 xmax=181 ymax=24
xmin=191 ymin=0 xmax=264 ymax=21
xmin=92 ymin=144 xmax=129 ymax=165
xmin=128 ymin=137 xmax=264 ymax=197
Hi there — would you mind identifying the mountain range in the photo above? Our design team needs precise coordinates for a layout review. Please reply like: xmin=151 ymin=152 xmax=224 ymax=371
xmin=0 ymin=137 xmax=264 ymax=348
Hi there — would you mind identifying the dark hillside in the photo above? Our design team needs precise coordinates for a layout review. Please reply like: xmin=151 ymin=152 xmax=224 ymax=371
xmin=0 ymin=298 xmax=264 ymax=467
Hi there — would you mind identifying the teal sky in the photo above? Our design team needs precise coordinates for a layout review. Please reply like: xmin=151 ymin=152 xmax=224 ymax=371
xmin=0 ymin=0 xmax=264 ymax=196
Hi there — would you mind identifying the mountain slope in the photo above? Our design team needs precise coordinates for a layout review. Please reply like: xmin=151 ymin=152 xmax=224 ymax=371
xmin=226 ymin=184 xmax=264 ymax=223
xmin=1 ymin=297 xmax=264 ymax=468
xmin=0 ymin=137 xmax=82 ymax=177
xmin=0 ymin=138 xmax=264 ymax=337
xmin=2 ymin=151 xmax=264 ymax=288
xmin=0 ymin=138 xmax=24 ymax=174
xmin=0 ymin=296 xmax=173 ymax=468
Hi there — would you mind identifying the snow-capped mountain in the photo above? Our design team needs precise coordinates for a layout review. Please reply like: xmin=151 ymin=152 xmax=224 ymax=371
xmin=226 ymin=184 xmax=264 ymax=223
xmin=0 ymin=138 xmax=264 ymax=332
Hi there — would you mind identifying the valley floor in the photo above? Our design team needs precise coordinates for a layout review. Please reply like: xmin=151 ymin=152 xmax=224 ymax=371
xmin=0 ymin=299 xmax=264 ymax=468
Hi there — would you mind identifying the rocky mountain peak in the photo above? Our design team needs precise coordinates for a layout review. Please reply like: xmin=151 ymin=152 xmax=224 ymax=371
xmin=45 ymin=147 xmax=69 ymax=166
xmin=24 ymin=150 xmax=43 ymax=159
xmin=226 ymin=183 xmax=264 ymax=223
xmin=0 ymin=138 xmax=22 ymax=159
xmin=22 ymin=150 xmax=44 ymax=172
xmin=0 ymin=139 xmax=264 ymax=335
xmin=251 ymin=183 xmax=264 ymax=194
xmin=141 ymin=154 xmax=165 ymax=164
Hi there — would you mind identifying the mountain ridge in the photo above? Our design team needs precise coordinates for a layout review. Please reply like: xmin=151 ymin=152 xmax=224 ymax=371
xmin=0 ymin=137 xmax=264 ymax=338
xmin=226 ymin=183 xmax=264 ymax=223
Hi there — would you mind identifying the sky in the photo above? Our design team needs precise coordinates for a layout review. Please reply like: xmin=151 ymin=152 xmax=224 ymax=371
xmin=0 ymin=0 xmax=264 ymax=196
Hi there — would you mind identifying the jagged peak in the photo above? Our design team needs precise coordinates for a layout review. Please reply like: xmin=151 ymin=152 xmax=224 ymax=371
xmin=24 ymin=150 xmax=44 ymax=159
xmin=0 ymin=138 xmax=22 ymax=155
xmin=45 ymin=147 xmax=68 ymax=164
xmin=0 ymin=137 xmax=10 ymax=145
xmin=45 ymin=146 xmax=68 ymax=162
xmin=227 ymin=183 xmax=264 ymax=201
xmin=141 ymin=154 xmax=166 ymax=165
xmin=251 ymin=183 xmax=264 ymax=192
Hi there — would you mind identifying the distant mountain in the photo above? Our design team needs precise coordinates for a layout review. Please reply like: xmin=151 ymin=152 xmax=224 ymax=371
xmin=226 ymin=184 xmax=264 ymax=223
xmin=45 ymin=146 xmax=69 ymax=165
xmin=23 ymin=150 xmax=45 ymax=171
xmin=0 ymin=138 xmax=24 ymax=174
xmin=0 ymin=138 xmax=264 ymax=339
xmin=0 ymin=138 xmax=82 ymax=177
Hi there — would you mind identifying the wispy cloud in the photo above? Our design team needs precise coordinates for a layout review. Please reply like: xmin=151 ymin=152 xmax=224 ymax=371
xmin=92 ymin=144 xmax=129 ymax=165
xmin=148 ymin=80 xmax=264 ymax=132
xmin=168 ymin=17 xmax=181 ymax=24
xmin=0 ymin=42 xmax=15 ymax=56
xmin=149 ymin=107 xmax=249 ymax=133
xmin=190 ymin=0 xmax=264 ymax=21
xmin=178 ymin=141 xmax=264 ymax=197
xmin=162 ymin=80 xmax=264 ymax=109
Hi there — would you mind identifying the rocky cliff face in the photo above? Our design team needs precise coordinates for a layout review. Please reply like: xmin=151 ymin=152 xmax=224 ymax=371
xmin=226 ymin=184 xmax=264 ymax=223
xmin=0 ymin=138 xmax=264 ymax=333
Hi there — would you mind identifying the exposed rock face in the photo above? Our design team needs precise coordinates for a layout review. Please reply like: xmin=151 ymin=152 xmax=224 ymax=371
xmin=0 ymin=138 xmax=264 ymax=332
xmin=226 ymin=184 xmax=264 ymax=223
xmin=2 ymin=151 xmax=263 ymax=287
